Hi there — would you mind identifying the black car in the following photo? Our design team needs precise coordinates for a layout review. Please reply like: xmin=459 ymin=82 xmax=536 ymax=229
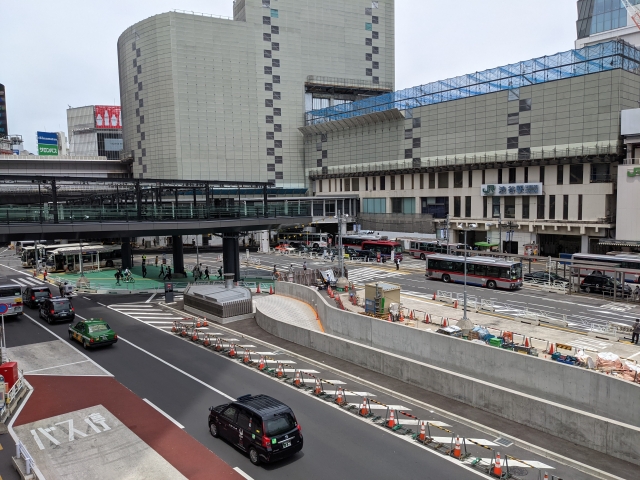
xmin=39 ymin=297 xmax=75 ymax=324
xmin=208 ymin=394 xmax=303 ymax=465
xmin=23 ymin=286 xmax=52 ymax=309
xmin=355 ymin=249 xmax=378 ymax=260
xmin=523 ymin=271 xmax=568 ymax=284
xmin=580 ymin=274 xmax=632 ymax=296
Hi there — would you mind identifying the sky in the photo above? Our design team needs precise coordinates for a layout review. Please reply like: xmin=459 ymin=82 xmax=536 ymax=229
xmin=1 ymin=0 xmax=577 ymax=153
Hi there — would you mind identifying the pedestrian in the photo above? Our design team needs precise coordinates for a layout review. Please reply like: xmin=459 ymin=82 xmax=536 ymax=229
xmin=164 ymin=266 xmax=172 ymax=281
xmin=153 ymin=238 xmax=157 ymax=247
xmin=204 ymin=266 xmax=210 ymax=280
xmin=218 ymin=267 xmax=223 ymax=279
xmin=142 ymin=264 xmax=147 ymax=278
xmin=303 ymin=261 xmax=307 ymax=271
xmin=162 ymin=253 xmax=167 ymax=265
xmin=43 ymin=268 xmax=48 ymax=282
xmin=395 ymin=257 xmax=400 ymax=270
xmin=633 ymin=319 xmax=640 ymax=345
xmin=243 ymin=238 xmax=246 ymax=248
xmin=142 ymin=254 xmax=147 ymax=265
xmin=115 ymin=268 xmax=122 ymax=285
xmin=274 ymin=264 xmax=278 ymax=275
xmin=155 ymin=255 xmax=159 ymax=267
xmin=158 ymin=264 xmax=165 ymax=278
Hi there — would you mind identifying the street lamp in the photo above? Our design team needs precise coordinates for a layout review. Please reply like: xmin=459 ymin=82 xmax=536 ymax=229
xmin=335 ymin=210 xmax=349 ymax=290
xmin=457 ymin=223 xmax=477 ymax=322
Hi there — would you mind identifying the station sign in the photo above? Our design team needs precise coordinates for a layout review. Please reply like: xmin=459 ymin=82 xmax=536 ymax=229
xmin=481 ymin=183 xmax=542 ymax=196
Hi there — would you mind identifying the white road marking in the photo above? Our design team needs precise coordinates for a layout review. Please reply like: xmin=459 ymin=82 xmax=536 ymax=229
xmin=283 ymin=368 xmax=318 ymax=374
xmin=463 ymin=458 xmax=554 ymax=470
xmin=429 ymin=436 xmax=499 ymax=446
xmin=347 ymin=403 xmax=409 ymax=410
xmin=146 ymin=293 xmax=157 ymax=303
xmin=628 ymin=350 xmax=640 ymax=359
xmin=233 ymin=467 xmax=255 ymax=480
xmin=143 ymin=398 xmax=185 ymax=429
xmin=83 ymin=296 xmax=91 ymax=301
xmin=25 ymin=360 xmax=91 ymax=374
xmin=97 ymin=303 xmax=106 ymax=307
xmin=10 ymin=278 xmax=27 ymax=287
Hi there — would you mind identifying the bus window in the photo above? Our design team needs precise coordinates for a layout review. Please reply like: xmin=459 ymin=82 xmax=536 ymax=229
xmin=466 ymin=264 xmax=475 ymax=275
xmin=474 ymin=264 xmax=486 ymax=276
xmin=487 ymin=266 xmax=500 ymax=277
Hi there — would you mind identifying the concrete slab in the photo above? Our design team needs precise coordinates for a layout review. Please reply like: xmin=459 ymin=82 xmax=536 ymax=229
xmin=13 ymin=405 xmax=186 ymax=480
xmin=7 ymin=340 xmax=109 ymax=376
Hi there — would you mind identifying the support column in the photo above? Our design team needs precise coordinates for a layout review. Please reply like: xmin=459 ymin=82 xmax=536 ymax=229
xmin=172 ymin=236 xmax=185 ymax=277
xmin=51 ymin=179 xmax=59 ymax=224
xmin=121 ymin=238 xmax=132 ymax=269
xmin=263 ymin=185 xmax=268 ymax=218
xmin=223 ymin=233 xmax=240 ymax=282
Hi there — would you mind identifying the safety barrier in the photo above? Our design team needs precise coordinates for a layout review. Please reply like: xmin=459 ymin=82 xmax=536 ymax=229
xmin=523 ymin=278 xmax=568 ymax=294
xmin=434 ymin=290 xmax=454 ymax=304
xmin=15 ymin=441 xmax=37 ymax=477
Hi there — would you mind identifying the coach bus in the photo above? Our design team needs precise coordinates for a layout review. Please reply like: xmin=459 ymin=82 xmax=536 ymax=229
xmin=46 ymin=244 xmax=123 ymax=272
xmin=408 ymin=241 xmax=469 ymax=260
xmin=426 ymin=254 xmax=523 ymax=290
xmin=342 ymin=234 xmax=381 ymax=251
xmin=21 ymin=243 xmax=101 ymax=268
xmin=277 ymin=231 xmax=329 ymax=248
xmin=360 ymin=240 xmax=403 ymax=261
xmin=567 ymin=252 xmax=640 ymax=283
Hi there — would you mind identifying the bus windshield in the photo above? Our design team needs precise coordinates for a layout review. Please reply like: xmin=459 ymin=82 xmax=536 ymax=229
xmin=511 ymin=264 xmax=522 ymax=280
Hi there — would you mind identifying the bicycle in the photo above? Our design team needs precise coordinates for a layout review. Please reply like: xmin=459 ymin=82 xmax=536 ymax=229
xmin=123 ymin=275 xmax=135 ymax=284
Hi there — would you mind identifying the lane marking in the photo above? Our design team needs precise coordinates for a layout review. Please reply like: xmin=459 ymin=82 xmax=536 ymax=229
xmin=83 ymin=297 xmax=91 ymax=301
xmin=25 ymin=360 xmax=91 ymax=374
xmin=233 ymin=467 xmax=255 ymax=480
xmin=143 ymin=398 xmax=185 ymax=429
xmin=10 ymin=279 xmax=27 ymax=287
xmin=118 ymin=337 xmax=234 ymax=401
xmin=145 ymin=293 xmax=157 ymax=303
xmin=97 ymin=303 xmax=106 ymax=307
xmin=628 ymin=350 xmax=640 ymax=359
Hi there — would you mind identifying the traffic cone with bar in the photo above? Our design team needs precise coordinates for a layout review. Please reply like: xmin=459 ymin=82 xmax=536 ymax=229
xmin=215 ymin=337 xmax=223 ymax=351
xmin=452 ymin=436 xmax=462 ymax=459
xmin=276 ymin=363 xmax=284 ymax=378
xmin=359 ymin=397 xmax=369 ymax=416
xmin=314 ymin=378 xmax=322 ymax=395
xmin=387 ymin=409 xmax=397 ymax=428
xmin=202 ymin=318 xmax=208 ymax=327
xmin=228 ymin=343 xmax=237 ymax=358
xmin=258 ymin=356 xmax=266 ymax=370
xmin=181 ymin=326 xmax=188 ymax=337
xmin=171 ymin=322 xmax=178 ymax=333
xmin=196 ymin=318 xmax=202 ymax=328
xmin=547 ymin=342 xmax=555 ymax=355
xmin=418 ymin=421 xmax=427 ymax=442
xmin=293 ymin=370 xmax=302 ymax=387
xmin=492 ymin=452 xmax=502 ymax=477
xmin=256 ymin=283 xmax=261 ymax=294
xmin=191 ymin=330 xmax=199 ymax=342
xmin=203 ymin=335 xmax=211 ymax=347
xmin=243 ymin=349 xmax=250 ymax=364
xmin=269 ymin=285 xmax=274 ymax=295
xmin=442 ymin=318 xmax=448 ymax=327
xmin=335 ymin=387 xmax=346 ymax=405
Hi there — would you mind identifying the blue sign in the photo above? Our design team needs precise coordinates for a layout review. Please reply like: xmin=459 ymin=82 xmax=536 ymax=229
xmin=0 ymin=304 xmax=8 ymax=314
xmin=37 ymin=131 xmax=58 ymax=145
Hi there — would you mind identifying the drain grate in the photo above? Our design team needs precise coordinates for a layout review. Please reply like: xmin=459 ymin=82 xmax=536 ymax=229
xmin=493 ymin=437 xmax=514 ymax=447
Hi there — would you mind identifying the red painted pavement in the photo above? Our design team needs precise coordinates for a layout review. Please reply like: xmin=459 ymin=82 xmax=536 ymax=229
xmin=17 ymin=375 xmax=243 ymax=480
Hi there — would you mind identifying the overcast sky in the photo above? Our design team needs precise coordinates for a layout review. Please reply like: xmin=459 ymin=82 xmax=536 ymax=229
xmin=2 ymin=0 xmax=577 ymax=153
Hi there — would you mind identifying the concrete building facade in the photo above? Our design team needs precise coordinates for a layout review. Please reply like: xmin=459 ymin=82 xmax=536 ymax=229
xmin=67 ymin=106 xmax=123 ymax=159
xmin=117 ymin=0 xmax=395 ymax=188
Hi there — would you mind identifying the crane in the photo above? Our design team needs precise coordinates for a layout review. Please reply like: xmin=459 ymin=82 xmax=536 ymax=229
xmin=621 ymin=0 xmax=640 ymax=30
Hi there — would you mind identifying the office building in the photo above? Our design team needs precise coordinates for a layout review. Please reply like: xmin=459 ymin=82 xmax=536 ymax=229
xmin=67 ymin=105 xmax=123 ymax=159
xmin=0 ymin=83 xmax=7 ymax=138
xmin=117 ymin=0 xmax=395 ymax=187
xmin=576 ymin=0 xmax=640 ymax=48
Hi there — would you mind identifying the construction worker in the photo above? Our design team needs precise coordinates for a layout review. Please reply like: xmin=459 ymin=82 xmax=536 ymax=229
xmin=142 ymin=254 xmax=147 ymax=266
xmin=142 ymin=264 xmax=147 ymax=278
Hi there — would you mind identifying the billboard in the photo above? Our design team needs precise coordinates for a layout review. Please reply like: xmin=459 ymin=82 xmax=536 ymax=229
xmin=104 ymin=138 xmax=123 ymax=151
xmin=95 ymin=105 xmax=122 ymax=129
xmin=37 ymin=131 xmax=59 ymax=156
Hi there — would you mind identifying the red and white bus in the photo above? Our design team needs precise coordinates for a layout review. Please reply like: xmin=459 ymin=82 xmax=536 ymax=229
xmin=342 ymin=234 xmax=381 ymax=251
xmin=426 ymin=254 xmax=523 ymax=290
xmin=361 ymin=240 xmax=403 ymax=261
xmin=408 ymin=241 xmax=469 ymax=260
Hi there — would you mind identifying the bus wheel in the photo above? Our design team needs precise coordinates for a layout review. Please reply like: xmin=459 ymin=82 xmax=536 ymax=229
xmin=313 ymin=243 xmax=319 ymax=248
xmin=106 ymin=260 xmax=114 ymax=267
xmin=442 ymin=274 xmax=451 ymax=283
xmin=487 ymin=280 xmax=497 ymax=289
xmin=420 ymin=254 xmax=426 ymax=260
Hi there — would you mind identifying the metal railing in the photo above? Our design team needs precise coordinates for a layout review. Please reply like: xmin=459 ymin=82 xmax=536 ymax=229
xmin=15 ymin=441 xmax=36 ymax=476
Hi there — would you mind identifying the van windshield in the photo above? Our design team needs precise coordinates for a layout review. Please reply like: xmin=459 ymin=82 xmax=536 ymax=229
xmin=0 ymin=287 xmax=21 ymax=297
xmin=264 ymin=413 xmax=296 ymax=436
xmin=53 ymin=300 xmax=71 ymax=312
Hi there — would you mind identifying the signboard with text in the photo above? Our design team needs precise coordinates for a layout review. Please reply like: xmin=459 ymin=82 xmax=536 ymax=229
xmin=37 ymin=131 xmax=59 ymax=156
xmin=94 ymin=105 xmax=122 ymax=129
xmin=481 ymin=183 xmax=542 ymax=196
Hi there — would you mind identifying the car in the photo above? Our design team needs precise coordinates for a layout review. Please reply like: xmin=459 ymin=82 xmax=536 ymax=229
xmin=343 ymin=247 xmax=359 ymax=258
xmin=208 ymin=394 xmax=303 ymax=466
xmin=580 ymin=274 xmax=632 ymax=296
xmin=274 ymin=244 xmax=296 ymax=254
xmin=22 ymin=285 xmax=52 ymax=309
xmin=523 ymin=271 xmax=568 ymax=284
xmin=355 ymin=249 xmax=378 ymax=260
xmin=39 ymin=297 xmax=75 ymax=324
xmin=68 ymin=319 xmax=118 ymax=349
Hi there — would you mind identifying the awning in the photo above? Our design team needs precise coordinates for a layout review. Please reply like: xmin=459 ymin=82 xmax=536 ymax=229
xmin=599 ymin=239 xmax=640 ymax=247
xmin=475 ymin=242 xmax=499 ymax=247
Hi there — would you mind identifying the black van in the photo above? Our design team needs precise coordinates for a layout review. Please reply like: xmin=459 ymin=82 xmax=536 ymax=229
xmin=39 ymin=297 xmax=75 ymax=324
xmin=23 ymin=286 xmax=52 ymax=309
xmin=208 ymin=394 xmax=303 ymax=465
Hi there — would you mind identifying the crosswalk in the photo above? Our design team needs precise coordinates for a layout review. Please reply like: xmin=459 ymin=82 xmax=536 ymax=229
xmin=346 ymin=267 xmax=405 ymax=284
xmin=9 ymin=275 xmax=47 ymax=288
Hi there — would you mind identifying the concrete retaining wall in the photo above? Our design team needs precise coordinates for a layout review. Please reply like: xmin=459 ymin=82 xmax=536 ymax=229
xmin=256 ymin=305 xmax=640 ymax=465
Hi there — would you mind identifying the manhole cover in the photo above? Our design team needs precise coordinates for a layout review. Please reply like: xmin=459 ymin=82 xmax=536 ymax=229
xmin=494 ymin=437 xmax=514 ymax=447
xmin=508 ymin=466 xmax=529 ymax=476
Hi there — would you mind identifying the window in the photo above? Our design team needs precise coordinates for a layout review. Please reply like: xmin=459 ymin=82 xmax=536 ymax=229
xmin=483 ymin=196 xmax=488 ymax=218
xmin=273 ymin=92 xmax=281 ymax=100
xmin=411 ymin=174 xmax=415 ymax=189
xmin=263 ymin=16 xmax=271 ymax=25
xmin=140 ymin=115 xmax=144 ymax=124
xmin=275 ymin=156 xmax=283 ymax=163
xmin=372 ymin=46 xmax=379 ymax=54
xmin=274 ymin=124 xmax=282 ymax=132
xmin=522 ymin=196 xmax=530 ymax=219
xmin=379 ymin=176 xmax=386 ymax=190
xmin=537 ymin=195 xmax=545 ymax=219
xmin=498 ymin=169 xmax=503 ymax=184
xmin=274 ymin=140 xmax=282 ymax=148
xmin=508 ymin=88 xmax=520 ymax=101
xmin=316 ymin=159 xmax=322 ymax=167
xmin=365 ymin=22 xmax=373 ymax=31
xmin=412 ymin=138 xmax=421 ymax=148
xmin=468 ymin=170 xmax=473 ymax=188
xmin=272 ymin=59 xmax=280 ymax=67
xmin=454 ymin=171 xmax=463 ymax=188
xmin=563 ymin=195 xmax=569 ymax=220
xmin=273 ymin=75 xmax=280 ymax=83
xmin=264 ymin=50 xmax=272 ymax=58
xmin=270 ymin=8 xmax=278 ymax=17
xmin=352 ymin=178 xmax=360 ymax=191
xmin=262 ymin=0 xmax=270 ymax=6
xmin=263 ymin=33 xmax=272 ymax=41
xmin=421 ymin=197 xmax=449 ymax=218
xmin=429 ymin=172 xmax=435 ymax=189
xmin=365 ymin=177 xmax=369 ymax=191
xmin=265 ymin=83 xmax=273 ymax=91
xmin=438 ymin=172 xmax=448 ymax=188
xmin=519 ymin=123 xmax=531 ymax=136
xmin=366 ymin=38 xmax=372 ymax=46
xmin=372 ymin=15 xmax=379 ymax=24
xmin=400 ymin=175 xmax=405 ymax=190
xmin=413 ymin=117 xmax=421 ymax=128
xmin=482 ymin=170 xmax=486 ymax=184
xmin=578 ymin=194 xmax=583 ymax=220
xmin=507 ymin=113 xmax=519 ymax=125
xmin=321 ymin=134 xmax=327 ymax=142
xmin=363 ymin=198 xmax=386 ymax=213
xmin=366 ymin=53 xmax=373 ymax=61
xmin=266 ymin=132 xmax=274 ymax=140
xmin=454 ymin=196 xmax=461 ymax=217
xmin=492 ymin=197 xmax=500 ymax=218
xmin=322 ymin=150 xmax=327 ymax=159
xmin=539 ymin=166 xmax=545 ymax=184
xmin=265 ymin=99 xmax=273 ymax=107
xmin=524 ymin=167 xmax=529 ymax=183
xmin=557 ymin=165 xmax=563 ymax=185
xmin=404 ymin=148 xmax=412 ymax=159
xmin=275 ymin=171 xmax=283 ymax=180
xmin=237 ymin=411 xmax=251 ymax=431
xmin=507 ymin=137 xmax=519 ymax=149
xmin=504 ymin=197 xmax=515 ymax=219
xmin=139 ymin=98 xmax=144 ymax=107
xmin=549 ymin=195 xmax=556 ymax=220
xmin=141 ymin=132 xmax=145 ymax=140
xmin=365 ymin=7 xmax=372 ymax=15
xmin=570 ymin=164 xmax=583 ymax=184
xmin=267 ymin=148 xmax=275 ymax=156
xmin=390 ymin=175 xmax=396 ymax=190
xmin=366 ymin=68 xmax=373 ymax=76
xmin=272 ymin=42 xmax=279 ymax=51
xmin=266 ymin=115 xmax=274 ymax=123
xmin=222 ymin=406 xmax=238 ymax=421
xmin=420 ymin=174 xmax=424 ymax=189
xmin=509 ymin=168 xmax=516 ymax=184
xmin=273 ymin=108 xmax=281 ymax=116
xmin=372 ymin=32 xmax=379 ymax=40
xmin=271 ymin=26 xmax=279 ymax=34
xmin=465 ymin=196 xmax=471 ymax=217
xmin=519 ymin=98 xmax=532 ymax=111
xmin=264 ymin=66 xmax=272 ymax=75
xmin=519 ymin=147 xmax=531 ymax=160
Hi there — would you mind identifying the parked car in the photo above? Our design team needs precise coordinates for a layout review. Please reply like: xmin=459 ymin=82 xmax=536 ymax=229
xmin=355 ymin=249 xmax=378 ymax=260
xmin=23 ymin=285 xmax=52 ymax=309
xmin=208 ymin=394 xmax=303 ymax=465
xmin=68 ymin=319 xmax=117 ymax=349
xmin=523 ymin=271 xmax=568 ymax=284
xmin=580 ymin=274 xmax=632 ymax=296
xmin=39 ymin=296 xmax=75 ymax=324
xmin=274 ymin=244 xmax=296 ymax=254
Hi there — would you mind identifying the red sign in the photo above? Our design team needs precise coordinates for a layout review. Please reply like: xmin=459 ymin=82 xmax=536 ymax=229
xmin=94 ymin=105 xmax=122 ymax=129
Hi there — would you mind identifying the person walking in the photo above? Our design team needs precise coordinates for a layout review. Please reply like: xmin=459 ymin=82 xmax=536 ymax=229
xmin=158 ymin=264 xmax=165 ymax=278
xmin=218 ymin=267 xmax=223 ymax=279
xmin=204 ymin=266 xmax=210 ymax=280
xmin=155 ymin=255 xmax=159 ymax=267
xmin=164 ymin=266 xmax=172 ymax=281
xmin=142 ymin=264 xmax=147 ymax=278
xmin=303 ymin=260 xmax=307 ymax=271
xmin=114 ymin=268 xmax=122 ymax=286
xmin=633 ymin=319 xmax=640 ymax=345
xmin=394 ymin=257 xmax=400 ymax=271
xmin=142 ymin=254 xmax=147 ymax=266
xmin=43 ymin=268 xmax=48 ymax=282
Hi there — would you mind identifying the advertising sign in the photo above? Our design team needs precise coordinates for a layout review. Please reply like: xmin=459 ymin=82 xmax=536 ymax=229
xmin=95 ymin=106 xmax=122 ymax=129
xmin=37 ymin=131 xmax=59 ymax=156
xmin=481 ymin=183 xmax=543 ymax=196
xmin=104 ymin=138 xmax=123 ymax=151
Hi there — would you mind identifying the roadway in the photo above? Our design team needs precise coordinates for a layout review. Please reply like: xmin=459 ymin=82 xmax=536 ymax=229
xmin=0 ymin=253 xmax=602 ymax=480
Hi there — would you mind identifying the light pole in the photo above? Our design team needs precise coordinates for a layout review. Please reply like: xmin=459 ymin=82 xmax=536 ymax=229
xmin=458 ymin=223 xmax=477 ymax=322
xmin=335 ymin=210 xmax=349 ymax=289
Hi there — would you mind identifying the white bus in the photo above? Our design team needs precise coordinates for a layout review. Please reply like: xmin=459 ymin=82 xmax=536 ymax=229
xmin=46 ymin=245 xmax=123 ymax=272
xmin=21 ymin=243 xmax=101 ymax=268
xmin=0 ymin=278 xmax=23 ymax=317
xmin=14 ymin=240 xmax=47 ymax=254
xmin=568 ymin=253 xmax=640 ymax=283
xmin=426 ymin=254 xmax=523 ymax=290
xmin=277 ymin=231 xmax=329 ymax=248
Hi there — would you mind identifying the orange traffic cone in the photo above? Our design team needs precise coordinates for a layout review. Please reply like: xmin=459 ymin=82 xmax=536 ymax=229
xmin=442 ymin=318 xmax=448 ymax=327
xmin=453 ymin=300 xmax=459 ymax=309
xmin=387 ymin=409 xmax=397 ymax=428
xmin=424 ymin=314 xmax=430 ymax=324
xmin=215 ymin=338 xmax=223 ymax=351
xmin=228 ymin=344 xmax=237 ymax=358
xmin=258 ymin=356 xmax=266 ymax=370
xmin=492 ymin=452 xmax=503 ymax=477
xmin=293 ymin=370 xmax=302 ymax=387
xmin=452 ymin=436 xmax=462 ymax=459
xmin=171 ymin=322 xmax=178 ymax=333
xmin=191 ymin=331 xmax=199 ymax=342
xmin=314 ymin=378 xmax=322 ymax=395
xmin=547 ymin=343 xmax=555 ymax=355
xmin=399 ymin=311 xmax=405 ymax=322
xmin=196 ymin=318 xmax=202 ymax=328
xmin=409 ymin=310 xmax=414 ymax=320
xmin=269 ymin=285 xmax=274 ymax=295
xmin=335 ymin=387 xmax=345 ymax=405
xmin=359 ymin=397 xmax=369 ymax=416
xmin=203 ymin=336 xmax=211 ymax=347
xmin=418 ymin=421 xmax=427 ymax=442
xmin=432 ymin=292 xmax=436 ymax=300
xmin=256 ymin=283 xmax=261 ymax=294
xmin=276 ymin=363 xmax=284 ymax=378
xmin=181 ymin=327 xmax=188 ymax=337
xmin=524 ymin=336 xmax=531 ymax=348
xmin=243 ymin=349 xmax=250 ymax=364
xmin=202 ymin=318 xmax=208 ymax=327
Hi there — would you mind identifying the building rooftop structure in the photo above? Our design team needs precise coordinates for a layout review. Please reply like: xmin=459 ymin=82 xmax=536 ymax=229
xmin=306 ymin=40 xmax=640 ymax=126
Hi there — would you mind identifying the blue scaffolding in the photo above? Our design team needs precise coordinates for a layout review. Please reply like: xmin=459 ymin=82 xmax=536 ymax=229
xmin=305 ymin=40 xmax=640 ymax=126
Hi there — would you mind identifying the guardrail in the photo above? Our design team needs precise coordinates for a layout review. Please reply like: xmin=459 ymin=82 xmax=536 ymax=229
xmin=15 ymin=441 xmax=35 ymax=477
xmin=523 ymin=278 xmax=568 ymax=294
